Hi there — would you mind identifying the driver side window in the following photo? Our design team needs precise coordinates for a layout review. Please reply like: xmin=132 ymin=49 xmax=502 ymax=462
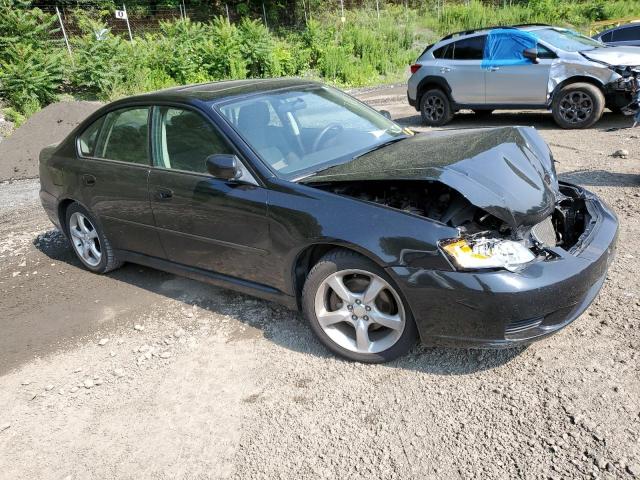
xmin=152 ymin=107 xmax=232 ymax=174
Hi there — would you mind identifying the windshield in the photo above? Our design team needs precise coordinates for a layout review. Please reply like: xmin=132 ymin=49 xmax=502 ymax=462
xmin=216 ymin=86 xmax=407 ymax=180
xmin=535 ymin=28 xmax=603 ymax=52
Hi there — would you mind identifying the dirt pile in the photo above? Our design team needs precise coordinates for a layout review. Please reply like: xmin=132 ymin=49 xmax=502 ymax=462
xmin=0 ymin=101 xmax=102 ymax=182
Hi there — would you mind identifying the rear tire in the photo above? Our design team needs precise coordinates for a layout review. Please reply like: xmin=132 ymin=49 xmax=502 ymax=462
xmin=552 ymin=83 xmax=604 ymax=129
xmin=302 ymin=249 xmax=418 ymax=363
xmin=420 ymin=89 xmax=454 ymax=126
xmin=65 ymin=203 xmax=122 ymax=274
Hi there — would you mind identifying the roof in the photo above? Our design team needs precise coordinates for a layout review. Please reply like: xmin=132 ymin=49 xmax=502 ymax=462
xmin=439 ymin=23 xmax=552 ymax=41
xmin=123 ymin=78 xmax=322 ymax=104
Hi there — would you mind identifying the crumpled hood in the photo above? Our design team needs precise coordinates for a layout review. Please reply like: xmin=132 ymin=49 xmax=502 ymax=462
xmin=581 ymin=46 xmax=640 ymax=66
xmin=304 ymin=126 xmax=559 ymax=230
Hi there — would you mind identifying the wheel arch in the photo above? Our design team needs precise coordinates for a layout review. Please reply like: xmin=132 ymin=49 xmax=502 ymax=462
xmin=290 ymin=242 xmax=388 ymax=309
xmin=57 ymin=198 xmax=93 ymax=236
xmin=416 ymin=76 xmax=454 ymax=109
xmin=550 ymin=76 xmax=606 ymax=104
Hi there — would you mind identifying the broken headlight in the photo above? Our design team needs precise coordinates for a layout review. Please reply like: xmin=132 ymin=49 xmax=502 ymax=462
xmin=441 ymin=237 xmax=535 ymax=272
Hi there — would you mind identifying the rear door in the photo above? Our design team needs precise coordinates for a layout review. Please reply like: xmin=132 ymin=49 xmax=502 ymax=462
xmin=75 ymin=106 xmax=164 ymax=257
xmin=147 ymin=105 xmax=272 ymax=286
xmin=436 ymin=35 xmax=487 ymax=104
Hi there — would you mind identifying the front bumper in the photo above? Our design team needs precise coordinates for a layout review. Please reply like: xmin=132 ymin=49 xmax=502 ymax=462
xmin=387 ymin=187 xmax=618 ymax=348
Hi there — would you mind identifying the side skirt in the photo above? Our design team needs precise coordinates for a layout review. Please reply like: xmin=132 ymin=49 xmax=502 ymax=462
xmin=115 ymin=250 xmax=299 ymax=311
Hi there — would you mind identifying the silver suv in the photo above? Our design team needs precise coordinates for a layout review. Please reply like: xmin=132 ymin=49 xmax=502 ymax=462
xmin=407 ymin=25 xmax=640 ymax=128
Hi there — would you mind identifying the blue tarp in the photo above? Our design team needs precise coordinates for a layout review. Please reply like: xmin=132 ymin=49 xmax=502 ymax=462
xmin=481 ymin=29 xmax=538 ymax=69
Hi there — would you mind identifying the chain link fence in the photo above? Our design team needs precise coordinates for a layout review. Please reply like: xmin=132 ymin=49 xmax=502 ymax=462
xmin=19 ymin=0 xmax=450 ymax=45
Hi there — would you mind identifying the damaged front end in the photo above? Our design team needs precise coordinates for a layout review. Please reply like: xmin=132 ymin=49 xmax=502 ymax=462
xmin=310 ymin=178 xmax=589 ymax=274
xmin=303 ymin=126 xmax=588 ymax=274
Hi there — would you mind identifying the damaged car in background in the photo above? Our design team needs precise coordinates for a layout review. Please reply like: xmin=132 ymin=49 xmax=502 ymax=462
xmin=408 ymin=24 xmax=640 ymax=128
xmin=39 ymin=79 xmax=618 ymax=363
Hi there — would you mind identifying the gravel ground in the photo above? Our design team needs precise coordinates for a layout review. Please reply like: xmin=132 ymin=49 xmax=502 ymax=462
xmin=0 ymin=86 xmax=639 ymax=479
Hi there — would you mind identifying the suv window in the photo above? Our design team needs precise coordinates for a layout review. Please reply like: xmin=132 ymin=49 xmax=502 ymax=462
xmin=452 ymin=35 xmax=486 ymax=60
xmin=613 ymin=26 xmax=640 ymax=42
xmin=600 ymin=31 xmax=613 ymax=42
xmin=78 ymin=117 xmax=104 ymax=157
xmin=434 ymin=43 xmax=454 ymax=59
xmin=152 ymin=107 xmax=232 ymax=173
xmin=537 ymin=43 xmax=557 ymax=59
xmin=96 ymin=107 xmax=150 ymax=165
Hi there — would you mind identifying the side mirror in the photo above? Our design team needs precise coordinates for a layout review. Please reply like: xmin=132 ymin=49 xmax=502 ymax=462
xmin=206 ymin=154 xmax=240 ymax=180
xmin=523 ymin=48 xmax=539 ymax=64
xmin=379 ymin=109 xmax=392 ymax=120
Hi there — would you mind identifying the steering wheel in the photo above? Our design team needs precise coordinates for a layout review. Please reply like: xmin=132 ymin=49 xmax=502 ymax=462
xmin=312 ymin=123 xmax=344 ymax=152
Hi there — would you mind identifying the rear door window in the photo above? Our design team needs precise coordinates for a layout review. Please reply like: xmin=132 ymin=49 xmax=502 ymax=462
xmin=452 ymin=35 xmax=486 ymax=60
xmin=613 ymin=26 xmax=640 ymax=42
xmin=599 ymin=31 xmax=613 ymax=42
xmin=433 ymin=43 xmax=451 ymax=59
xmin=95 ymin=107 xmax=150 ymax=165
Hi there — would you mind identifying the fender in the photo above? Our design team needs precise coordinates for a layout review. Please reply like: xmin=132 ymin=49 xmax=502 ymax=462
xmin=415 ymin=76 xmax=454 ymax=110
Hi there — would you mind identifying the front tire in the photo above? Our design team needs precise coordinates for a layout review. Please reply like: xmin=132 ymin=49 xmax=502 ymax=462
xmin=420 ymin=89 xmax=454 ymax=126
xmin=552 ymin=83 xmax=604 ymax=129
xmin=302 ymin=249 xmax=418 ymax=363
xmin=65 ymin=203 xmax=122 ymax=274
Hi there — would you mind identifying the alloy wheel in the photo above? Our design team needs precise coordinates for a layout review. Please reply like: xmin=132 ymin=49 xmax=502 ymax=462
xmin=423 ymin=94 xmax=445 ymax=122
xmin=558 ymin=91 xmax=593 ymax=124
xmin=314 ymin=269 xmax=406 ymax=354
xmin=68 ymin=212 xmax=102 ymax=267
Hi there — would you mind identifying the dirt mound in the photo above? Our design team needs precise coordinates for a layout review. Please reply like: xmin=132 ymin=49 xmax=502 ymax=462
xmin=0 ymin=101 xmax=103 ymax=182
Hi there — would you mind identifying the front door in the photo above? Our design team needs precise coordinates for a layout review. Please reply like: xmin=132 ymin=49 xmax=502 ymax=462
xmin=147 ymin=106 xmax=272 ymax=286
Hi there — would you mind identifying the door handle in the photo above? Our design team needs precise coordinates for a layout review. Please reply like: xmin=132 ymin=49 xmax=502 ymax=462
xmin=155 ymin=188 xmax=173 ymax=200
xmin=488 ymin=66 xmax=500 ymax=72
xmin=439 ymin=67 xmax=451 ymax=73
xmin=82 ymin=174 xmax=96 ymax=186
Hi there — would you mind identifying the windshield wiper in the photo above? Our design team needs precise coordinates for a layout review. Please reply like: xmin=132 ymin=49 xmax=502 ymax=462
xmin=352 ymin=136 xmax=408 ymax=160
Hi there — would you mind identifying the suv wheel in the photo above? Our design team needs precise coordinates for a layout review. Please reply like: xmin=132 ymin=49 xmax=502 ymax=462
xmin=302 ymin=249 xmax=418 ymax=363
xmin=552 ymin=83 xmax=604 ymax=129
xmin=65 ymin=203 xmax=122 ymax=273
xmin=420 ymin=89 xmax=453 ymax=126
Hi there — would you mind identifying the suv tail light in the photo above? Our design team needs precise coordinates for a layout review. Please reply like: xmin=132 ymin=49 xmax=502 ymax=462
xmin=410 ymin=64 xmax=421 ymax=74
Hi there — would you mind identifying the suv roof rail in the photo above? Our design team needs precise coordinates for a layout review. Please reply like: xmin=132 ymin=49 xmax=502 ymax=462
xmin=439 ymin=23 xmax=551 ymax=41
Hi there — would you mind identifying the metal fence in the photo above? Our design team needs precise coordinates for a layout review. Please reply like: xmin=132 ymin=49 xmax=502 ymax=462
xmin=20 ymin=0 xmax=448 ymax=44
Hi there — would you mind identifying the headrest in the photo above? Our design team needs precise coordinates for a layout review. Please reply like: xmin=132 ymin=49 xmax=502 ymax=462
xmin=237 ymin=101 xmax=271 ymax=131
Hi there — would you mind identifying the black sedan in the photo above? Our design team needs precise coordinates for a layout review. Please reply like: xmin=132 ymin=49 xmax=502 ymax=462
xmin=39 ymin=79 xmax=618 ymax=363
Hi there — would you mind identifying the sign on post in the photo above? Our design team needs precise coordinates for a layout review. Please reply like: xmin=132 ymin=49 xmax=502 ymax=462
xmin=115 ymin=5 xmax=133 ymax=42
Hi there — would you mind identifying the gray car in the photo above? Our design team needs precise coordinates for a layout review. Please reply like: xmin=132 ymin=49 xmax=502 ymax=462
xmin=593 ymin=23 xmax=640 ymax=47
xmin=407 ymin=25 xmax=640 ymax=128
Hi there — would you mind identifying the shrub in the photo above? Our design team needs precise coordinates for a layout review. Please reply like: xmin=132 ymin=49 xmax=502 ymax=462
xmin=0 ymin=44 xmax=63 ymax=114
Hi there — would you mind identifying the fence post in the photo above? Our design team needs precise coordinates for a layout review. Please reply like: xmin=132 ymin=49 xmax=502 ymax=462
xmin=182 ymin=0 xmax=187 ymax=20
xmin=225 ymin=4 xmax=230 ymax=23
xmin=55 ymin=6 xmax=73 ymax=63
xmin=123 ymin=4 xmax=133 ymax=42
xmin=262 ymin=2 xmax=268 ymax=29
xmin=339 ymin=0 xmax=345 ymax=22
xmin=376 ymin=0 xmax=380 ymax=21
xmin=302 ymin=0 xmax=307 ymax=24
